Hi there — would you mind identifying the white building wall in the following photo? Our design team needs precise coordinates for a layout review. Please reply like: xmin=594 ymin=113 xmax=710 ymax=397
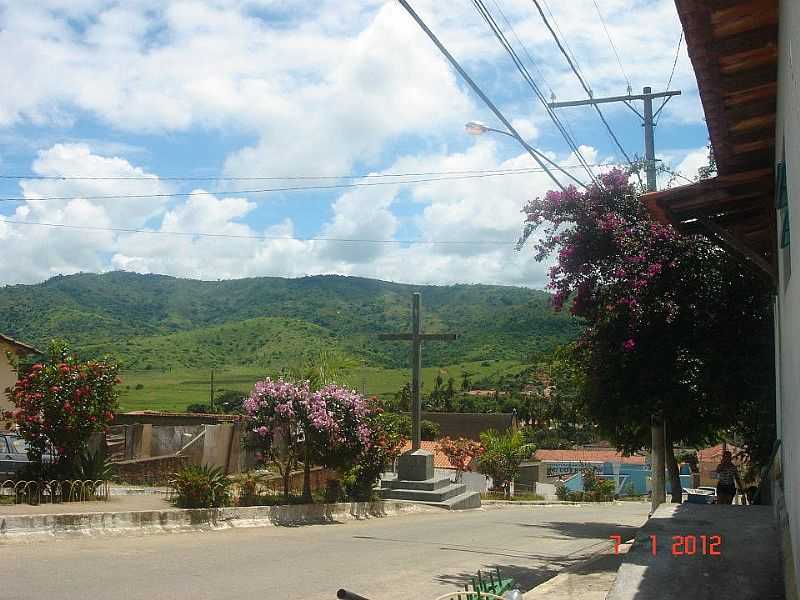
xmin=776 ymin=0 xmax=800 ymax=594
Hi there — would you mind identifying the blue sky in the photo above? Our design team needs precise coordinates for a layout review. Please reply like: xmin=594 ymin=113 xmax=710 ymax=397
xmin=0 ymin=0 xmax=709 ymax=288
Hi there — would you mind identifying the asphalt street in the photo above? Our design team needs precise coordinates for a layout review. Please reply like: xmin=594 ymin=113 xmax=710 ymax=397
xmin=4 ymin=502 xmax=649 ymax=600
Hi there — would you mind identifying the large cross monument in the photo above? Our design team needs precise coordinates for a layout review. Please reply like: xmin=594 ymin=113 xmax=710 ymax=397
xmin=378 ymin=292 xmax=480 ymax=509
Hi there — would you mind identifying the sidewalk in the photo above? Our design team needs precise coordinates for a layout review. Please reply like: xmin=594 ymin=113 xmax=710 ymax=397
xmin=607 ymin=503 xmax=783 ymax=600
xmin=0 ymin=494 xmax=170 ymax=515
xmin=524 ymin=541 xmax=632 ymax=600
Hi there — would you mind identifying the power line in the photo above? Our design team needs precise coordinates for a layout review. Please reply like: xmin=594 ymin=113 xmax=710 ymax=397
xmin=529 ymin=0 xmax=639 ymax=178
xmin=489 ymin=0 xmax=554 ymax=100
xmin=395 ymin=0 xmax=569 ymax=191
xmin=0 ymin=164 xmax=622 ymax=203
xmin=472 ymin=0 xmax=599 ymax=185
xmin=663 ymin=31 xmax=683 ymax=93
xmin=0 ymin=217 xmax=517 ymax=246
xmin=0 ymin=162 xmax=616 ymax=183
xmin=540 ymin=0 xmax=588 ymax=85
xmin=655 ymin=31 xmax=683 ymax=125
xmin=591 ymin=0 xmax=631 ymax=93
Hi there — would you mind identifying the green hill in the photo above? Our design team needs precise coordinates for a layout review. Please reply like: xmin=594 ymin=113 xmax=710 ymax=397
xmin=0 ymin=271 xmax=581 ymax=369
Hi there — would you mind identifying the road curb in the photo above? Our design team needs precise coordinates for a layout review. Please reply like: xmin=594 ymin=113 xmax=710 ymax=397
xmin=0 ymin=500 xmax=436 ymax=544
xmin=482 ymin=500 xmax=622 ymax=506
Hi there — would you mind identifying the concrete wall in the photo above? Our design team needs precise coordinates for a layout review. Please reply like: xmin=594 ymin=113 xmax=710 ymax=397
xmin=111 ymin=423 xmax=243 ymax=474
xmin=775 ymin=0 xmax=800 ymax=596
xmin=403 ymin=412 xmax=516 ymax=440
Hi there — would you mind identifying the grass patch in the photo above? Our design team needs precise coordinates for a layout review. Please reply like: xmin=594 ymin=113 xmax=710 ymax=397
xmin=117 ymin=359 xmax=526 ymax=412
xmin=481 ymin=491 xmax=545 ymax=501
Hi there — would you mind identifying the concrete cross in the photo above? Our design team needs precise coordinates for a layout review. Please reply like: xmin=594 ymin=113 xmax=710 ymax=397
xmin=379 ymin=292 xmax=458 ymax=450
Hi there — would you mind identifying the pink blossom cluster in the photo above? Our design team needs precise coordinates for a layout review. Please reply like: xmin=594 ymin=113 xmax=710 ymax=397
xmin=245 ymin=378 xmax=375 ymax=452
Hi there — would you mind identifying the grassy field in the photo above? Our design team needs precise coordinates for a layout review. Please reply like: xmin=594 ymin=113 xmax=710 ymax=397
xmin=117 ymin=359 xmax=526 ymax=412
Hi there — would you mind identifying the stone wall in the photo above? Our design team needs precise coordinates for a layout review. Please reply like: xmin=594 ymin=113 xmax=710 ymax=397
xmin=259 ymin=467 xmax=338 ymax=495
xmin=113 ymin=454 xmax=189 ymax=486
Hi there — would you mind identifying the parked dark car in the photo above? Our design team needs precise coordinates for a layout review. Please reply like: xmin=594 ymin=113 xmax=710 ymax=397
xmin=0 ymin=433 xmax=52 ymax=479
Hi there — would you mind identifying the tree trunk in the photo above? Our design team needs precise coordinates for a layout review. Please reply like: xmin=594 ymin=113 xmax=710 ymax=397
xmin=301 ymin=445 xmax=313 ymax=503
xmin=282 ymin=469 xmax=291 ymax=503
xmin=665 ymin=423 xmax=682 ymax=503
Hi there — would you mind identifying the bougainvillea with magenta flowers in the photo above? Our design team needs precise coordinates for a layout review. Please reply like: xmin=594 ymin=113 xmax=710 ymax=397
xmin=3 ymin=340 xmax=119 ymax=477
xmin=518 ymin=169 xmax=773 ymax=477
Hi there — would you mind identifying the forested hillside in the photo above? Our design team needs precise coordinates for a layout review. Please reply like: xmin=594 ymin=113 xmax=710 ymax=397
xmin=0 ymin=272 xmax=581 ymax=369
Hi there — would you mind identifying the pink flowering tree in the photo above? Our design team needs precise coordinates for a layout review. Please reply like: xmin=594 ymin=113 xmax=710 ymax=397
xmin=519 ymin=169 xmax=773 ymax=498
xmin=302 ymin=384 xmax=374 ymax=471
xmin=244 ymin=378 xmax=310 ymax=501
xmin=244 ymin=378 xmax=376 ymax=501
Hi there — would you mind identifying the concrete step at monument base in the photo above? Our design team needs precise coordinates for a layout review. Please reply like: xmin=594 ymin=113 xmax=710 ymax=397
xmin=383 ymin=491 xmax=482 ymax=510
xmin=381 ymin=475 xmax=452 ymax=491
xmin=380 ymin=482 xmax=467 ymax=503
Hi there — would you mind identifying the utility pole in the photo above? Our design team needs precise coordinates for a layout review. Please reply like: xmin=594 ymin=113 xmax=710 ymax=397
xmin=210 ymin=367 xmax=215 ymax=413
xmin=549 ymin=86 xmax=680 ymax=513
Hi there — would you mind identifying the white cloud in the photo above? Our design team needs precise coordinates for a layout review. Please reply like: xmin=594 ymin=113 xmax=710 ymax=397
xmin=0 ymin=1 xmax=707 ymax=288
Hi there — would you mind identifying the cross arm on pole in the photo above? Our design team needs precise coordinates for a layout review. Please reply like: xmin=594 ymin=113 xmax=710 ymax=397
xmin=548 ymin=90 xmax=681 ymax=109
xmin=420 ymin=333 xmax=459 ymax=341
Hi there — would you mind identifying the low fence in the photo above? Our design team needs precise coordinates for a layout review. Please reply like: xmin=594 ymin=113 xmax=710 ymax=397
xmin=0 ymin=479 xmax=110 ymax=505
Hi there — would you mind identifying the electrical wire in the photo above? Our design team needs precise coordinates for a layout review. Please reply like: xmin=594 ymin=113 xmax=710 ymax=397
xmin=0 ymin=164 xmax=621 ymax=203
xmin=0 ymin=162 xmax=617 ymax=182
xmin=654 ymin=31 xmax=683 ymax=126
xmin=0 ymin=217 xmax=516 ymax=246
xmin=488 ymin=0 xmax=585 ymax=162
xmin=529 ymin=0 xmax=638 ymax=175
xmin=591 ymin=0 xmax=631 ymax=93
xmin=396 ymin=0 xmax=570 ymax=191
xmin=473 ymin=0 xmax=599 ymax=185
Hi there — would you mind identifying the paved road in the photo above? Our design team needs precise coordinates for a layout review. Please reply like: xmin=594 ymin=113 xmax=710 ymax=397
xmin=4 ymin=503 xmax=649 ymax=600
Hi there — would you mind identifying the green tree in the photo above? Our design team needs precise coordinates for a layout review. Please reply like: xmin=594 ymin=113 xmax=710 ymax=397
xmin=476 ymin=429 xmax=535 ymax=499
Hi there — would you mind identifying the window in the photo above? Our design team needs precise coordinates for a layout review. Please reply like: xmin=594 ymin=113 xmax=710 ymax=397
xmin=8 ymin=436 xmax=27 ymax=454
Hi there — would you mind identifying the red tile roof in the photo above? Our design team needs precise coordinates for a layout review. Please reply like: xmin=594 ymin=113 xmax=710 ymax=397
xmin=697 ymin=443 xmax=742 ymax=463
xmin=534 ymin=449 xmax=647 ymax=465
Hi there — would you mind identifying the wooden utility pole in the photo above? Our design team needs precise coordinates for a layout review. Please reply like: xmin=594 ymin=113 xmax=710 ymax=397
xmin=549 ymin=86 xmax=681 ymax=512
xmin=210 ymin=367 xmax=215 ymax=413
xmin=379 ymin=293 xmax=458 ymax=450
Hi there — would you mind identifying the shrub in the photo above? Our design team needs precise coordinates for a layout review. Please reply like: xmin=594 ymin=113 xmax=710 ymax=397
xmin=170 ymin=464 xmax=232 ymax=508
xmin=378 ymin=413 xmax=440 ymax=441
xmin=232 ymin=470 xmax=272 ymax=506
xmin=437 ymin=437 xmax=483 ymax=481
xmin=73 ymin=450 xmax=114 ymax=480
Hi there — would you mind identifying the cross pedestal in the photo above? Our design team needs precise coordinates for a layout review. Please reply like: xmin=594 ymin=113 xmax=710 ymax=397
xmin=397 ymin=448 xmax=434 ymax=481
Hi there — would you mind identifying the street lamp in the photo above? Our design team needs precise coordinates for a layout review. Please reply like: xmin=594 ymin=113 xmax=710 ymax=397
xmin=465 ymin=121 xmax=511 ymax=138
xmin=464 ymin=121 xmax=586 ymax=188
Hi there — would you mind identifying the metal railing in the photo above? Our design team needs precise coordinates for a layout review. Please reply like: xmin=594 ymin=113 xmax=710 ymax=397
xmin=0 ymin=479 xmax=110 ymax=505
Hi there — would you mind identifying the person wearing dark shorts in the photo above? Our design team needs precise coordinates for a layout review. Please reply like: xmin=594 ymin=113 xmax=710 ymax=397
xmin=715 ymin=450 xmax=745 ymax=505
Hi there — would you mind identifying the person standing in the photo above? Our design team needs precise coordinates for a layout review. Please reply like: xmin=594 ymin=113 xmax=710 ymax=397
xmin=715 ymin=450 xmax=745 ymax=505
